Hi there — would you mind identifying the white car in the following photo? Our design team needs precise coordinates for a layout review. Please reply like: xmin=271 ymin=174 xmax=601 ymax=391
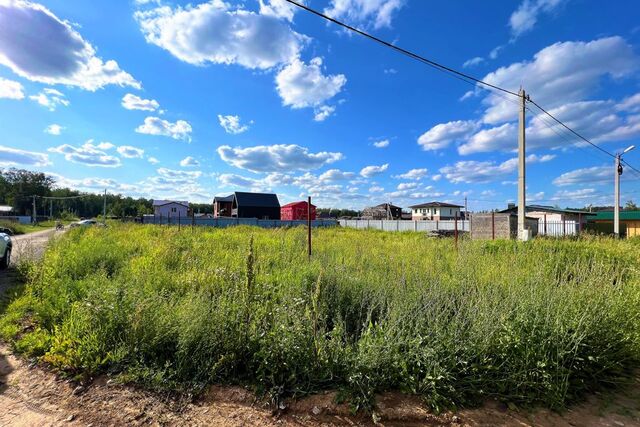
xmin=69 ymin=219 xmax=104 ymax=228
xmin=0 ymin=232 xmax=11 ymax=269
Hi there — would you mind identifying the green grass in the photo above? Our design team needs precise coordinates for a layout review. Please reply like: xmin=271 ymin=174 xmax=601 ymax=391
xmin=1 ymin=224 xmax=639 ymax=412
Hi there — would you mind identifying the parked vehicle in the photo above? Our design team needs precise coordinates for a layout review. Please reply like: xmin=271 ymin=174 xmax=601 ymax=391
xmin=55 ymin=221 xmax=64 ymax=230
xmin=0 ymin=232 xmax=12 ymax=269
xmin=69 ymin=219 xmax=105 ymax=228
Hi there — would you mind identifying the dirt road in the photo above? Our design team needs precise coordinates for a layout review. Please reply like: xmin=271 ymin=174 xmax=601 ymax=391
xmin=0 ymin=230 xmax=639 ymax=426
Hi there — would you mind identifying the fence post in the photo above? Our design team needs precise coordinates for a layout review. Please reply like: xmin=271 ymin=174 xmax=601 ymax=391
xmin=563 ymin=218 xmax=566 ymax=236
xmin=414 ymin=220 xmax=417 ymax=232
xmin=178 ymin=211 xmax=181 ymax=231
xmin=192 ymin=210 xmax=195 ymax=230
xmin=544 ymin=214 xmax=547 ymax=236
xmin=491 ymin=212 xmax=495 ymax=240
xmin=578 ymin=213 xmax=582 ymax=235
xmin=454 ymin=212 xmax=458 ymax=251
xmin=436 ymin=220 xmax=439 ymax=232
xmin=307 ymin=196 xmax=312 ymax=261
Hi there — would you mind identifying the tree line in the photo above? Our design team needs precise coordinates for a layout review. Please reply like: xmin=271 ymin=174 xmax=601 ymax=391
xmin=0 ymin=168 xmax=214 ymax=219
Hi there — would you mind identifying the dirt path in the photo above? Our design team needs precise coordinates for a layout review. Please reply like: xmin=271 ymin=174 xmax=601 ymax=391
xmin=0 ymin=230 xmax=639 ymax=426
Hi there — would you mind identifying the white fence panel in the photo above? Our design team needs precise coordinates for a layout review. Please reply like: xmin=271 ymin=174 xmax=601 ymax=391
xmin=339 ymin=219 xmax=470 ymax=233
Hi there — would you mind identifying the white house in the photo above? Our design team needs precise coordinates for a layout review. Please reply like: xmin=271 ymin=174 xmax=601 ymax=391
xmin=152 ymin=200 xmax=189 ymax=218
xmin=409 ymin=201 xmax=463 ymax=221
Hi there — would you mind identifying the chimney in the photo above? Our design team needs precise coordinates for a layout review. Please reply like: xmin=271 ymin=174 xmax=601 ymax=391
xmin=507 ymin=203 xmax=515 ymax=210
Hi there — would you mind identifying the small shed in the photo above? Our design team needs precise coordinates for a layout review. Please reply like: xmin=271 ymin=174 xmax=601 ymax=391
xmin=471 ymin=212 xmax=539 ymax=240
xmin=232 ymin=192 xmax=280 ymax=220
xmin=281 ymin=201 xmax=316 ymax=220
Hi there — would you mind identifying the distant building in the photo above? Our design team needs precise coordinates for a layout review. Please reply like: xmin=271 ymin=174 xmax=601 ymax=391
xmin=499 ymin=204 xmax=595 ymax=235
xmin=281 ymin=201 xmax=316 ymax=220
xmin=588 ymin=210 xmax=640 ymax=238
xmin=409 ymin=202 xmax=462 ymax=220
xmin=152 ymin=200 xmax=189 ymax=218
xmin=213 ymin=195 xmax=234 ymax=217
xmin=232 ymin=192 xmax=281 ymax=220
xmin=362 ymin=203 xmax=403 ymax=220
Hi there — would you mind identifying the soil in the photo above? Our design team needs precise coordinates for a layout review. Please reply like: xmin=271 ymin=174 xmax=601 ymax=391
xmin=1 ymin=230 xmax=639 ymax=426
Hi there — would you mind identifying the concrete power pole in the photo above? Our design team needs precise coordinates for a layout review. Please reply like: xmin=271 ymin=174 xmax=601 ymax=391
xmin=615 ymin=154 xmax=621 ymax=237
xmin=517 ymin=88 xmax=528 ymax=241
xmin=615 ymin=145 xmax=636 ymax=237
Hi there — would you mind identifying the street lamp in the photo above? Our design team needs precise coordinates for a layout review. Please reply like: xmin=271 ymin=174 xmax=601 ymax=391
xmin=615 ymin=145 xmax=635 ymax=237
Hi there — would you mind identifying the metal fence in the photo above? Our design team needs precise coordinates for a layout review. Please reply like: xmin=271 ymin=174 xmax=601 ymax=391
xmin=537 ymin=220 xmax=581 ymax=237
xmin=142 ymin=214 xmax=338 ymax=229
xmin=339 ymin=219 xmax=470 ymax=232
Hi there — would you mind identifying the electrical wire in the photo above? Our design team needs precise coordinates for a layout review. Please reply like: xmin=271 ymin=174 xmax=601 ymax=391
xmin=284 ymin=0 xmax=521 ymax=98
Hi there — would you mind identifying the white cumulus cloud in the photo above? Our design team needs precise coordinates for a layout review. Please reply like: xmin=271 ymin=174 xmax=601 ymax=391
xmin=360 ymin=163 xmax=389 ymax=178
xmin=394 ymin=168 xmax=428 ymax=180
xmin=122 ymin=93 xmax=159 ymax=111
xmin=418 ymin=120 xmax=478 ymax=151
xmin=117 ymin=145 xmax=145 ymax=158
xmin=509 ymin=0 xmax=566 ymax=39
xmin=275 ymin=57 xmax=346 ymax=116
xmin=324 ymin=0 xmax=405 ymax=29
xmin=0 ymin=77 xmax=24 ymax=99
xmin=218 ymin=114 xmax=250 ymax=134
xmin=29 ymin=88 xmax=69 ymax=111
xmin=0 ymin=144 xmax=50 ymax=166
xmin=218 ymin=144 xmax=343 ymax=173
xmin=135 ymin=116 xmax=192 ymax=141
xmin=135 ymin=1 xmax=305 ymax=69
xmin=373 ymin=139 xmax=390 ymax=148
xmin=180 ymin=156 xmax=200 ymax=167
xmin=48 ymin=140 xmax=121 ymax=167
xmin=0 ymin=0 xmax=139 ymax=90
xmin=44 ymin=124 xmax=64 ymax=135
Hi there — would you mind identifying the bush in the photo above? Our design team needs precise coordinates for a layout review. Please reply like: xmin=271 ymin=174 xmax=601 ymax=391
xmin=1 ymin=224 xmax=639 ymax=411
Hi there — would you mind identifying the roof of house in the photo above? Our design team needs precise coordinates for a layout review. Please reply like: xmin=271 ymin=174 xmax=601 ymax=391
xmin=281 ymin=201 xmax=316 ymax=209
xmin=213 ymin=195 xmax=234 ymax=203
xmin=591 ymin=210 xmax=640 ymax=221
xmin=371 ymin=203 xmax=402 ymax=210
xmin=408 ymin=201 xmax=463 ymax=209
xmin=152 ymin=200 xmax=189 ymax=207
xmin=499 ymin=204 xmax=596 ymax=216
xmin=234 ymin=192 xmax=280 ymax=208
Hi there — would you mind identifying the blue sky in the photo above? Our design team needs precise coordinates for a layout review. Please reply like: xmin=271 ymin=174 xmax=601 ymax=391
xmin=1 ymin=0 xmax=640 ymax=210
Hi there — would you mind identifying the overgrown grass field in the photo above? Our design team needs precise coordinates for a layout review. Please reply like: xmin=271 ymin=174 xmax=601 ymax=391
xmin=1 ymin=224 xmax=639 ymax=411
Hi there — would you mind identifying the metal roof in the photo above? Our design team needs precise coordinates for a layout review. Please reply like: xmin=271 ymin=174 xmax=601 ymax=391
xmin=408 ymin=201 xmax=463 ymax=209
xmin=0 ymin=205 xmax=13 ymax=212
xmin=152 ymin=200 xmax=189 ymax=207
xmin=499 ymin=204 xmax=596 ymax=216
xmin=591 ymin=210 xmax=640 ymax=221
xmin=281 ymin=201 xmax=315 ymax=209
xmin=213 ymin=195 xmax=234 ymax=203
xmin=234 ymin=192 xmax=280 ymax=208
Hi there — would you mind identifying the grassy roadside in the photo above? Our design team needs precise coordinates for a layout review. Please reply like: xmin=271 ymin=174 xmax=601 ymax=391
xmin=1 ymin=224 xmax=639 ymax=412
xmin=0 ymin=220 xmax=75 ymax=235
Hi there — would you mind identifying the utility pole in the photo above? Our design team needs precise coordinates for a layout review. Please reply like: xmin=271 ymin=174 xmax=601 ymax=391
xmin=615 ymin=145 xmax=636 ymax=237
xmin=50 ymin=199 xmax=53 ymax=220
xmin=464 ymin=196 xmax=467 ymax=219
xmin=32 ymin=195 xmax=37 ymax=224
xmin=103 ymin=189 xmax=107 ymax=225
xmin=517 ymin=88 xmax=528 ymax=241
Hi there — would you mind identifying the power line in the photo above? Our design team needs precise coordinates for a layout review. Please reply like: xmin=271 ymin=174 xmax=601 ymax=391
xmin=286 ymin=0 xmax=640 ymax=181
xmin=284 ymin=0 xmax=520 ymax=98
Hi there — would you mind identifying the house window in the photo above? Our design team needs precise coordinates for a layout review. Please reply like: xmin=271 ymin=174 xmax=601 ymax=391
xmin=171 ymin=207 xmax=177 ymax=213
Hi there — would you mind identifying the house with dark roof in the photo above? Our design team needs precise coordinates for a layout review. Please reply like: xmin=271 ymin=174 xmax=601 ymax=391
xmin=230 ymin=192 xmax=281 ymax=220
xmin=213 ymin=195 xmax=234 ymax=217
xmin=588 ymin=210 xmax=640 ymax=238
xmin=408 ymin=201 xmax=463 ymax=220
xmin=152 ymin=200 xmax=189 ymax=218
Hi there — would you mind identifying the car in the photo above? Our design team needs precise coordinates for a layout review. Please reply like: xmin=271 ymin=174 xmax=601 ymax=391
xmin=0 ymin=231 xmax=12 ymax=270
xmin=69 ymin=219 xmax=105 ymax=228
